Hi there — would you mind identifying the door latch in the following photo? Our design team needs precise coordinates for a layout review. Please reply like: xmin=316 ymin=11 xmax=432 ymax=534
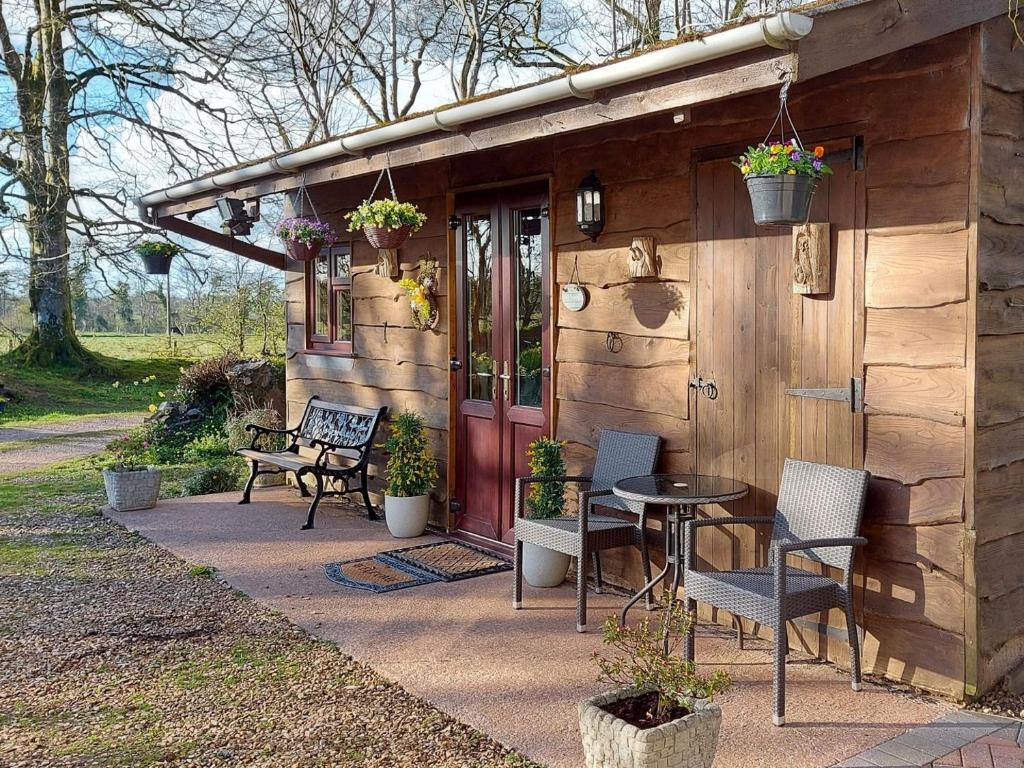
xmin=449 ymin=358 xmax=463 ymax=371
xmin=689 ymin=376 xmax=718 ymax=400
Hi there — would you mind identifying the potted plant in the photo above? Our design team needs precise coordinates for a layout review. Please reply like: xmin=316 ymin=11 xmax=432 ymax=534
xmin=274 ymin=217 xmax=337 ymax=261
xmin=102 ymin=430 xmax=161 ymax=512
xmin=522 ymin=437 xmax=572 ymax=588
xmin=345 ymin=198 xmax=427 ymax=250
xmin=398 ymin=260 xmax=440 ymax=331
xmin=136 ymin=240 xmax=183 ymax=275
xmin=737 ymin=140 xmax=831 ymax=226
xmin=381 ymin=410 xmax=437 ymax=538
xmin=579 ymin=607 xmax=731 ymax=768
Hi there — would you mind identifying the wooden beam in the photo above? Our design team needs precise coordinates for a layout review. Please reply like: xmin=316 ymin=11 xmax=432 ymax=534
xmin=158 ymin=216 xmax=287 ymax=270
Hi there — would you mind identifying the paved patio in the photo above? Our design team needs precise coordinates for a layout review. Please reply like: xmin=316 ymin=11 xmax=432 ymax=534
xmin=109 ymin=487 xmax=962 ymax=768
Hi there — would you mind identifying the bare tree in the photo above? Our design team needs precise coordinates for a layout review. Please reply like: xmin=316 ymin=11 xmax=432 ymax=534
xmin=0 ymin=0 xmax=256 ymax=368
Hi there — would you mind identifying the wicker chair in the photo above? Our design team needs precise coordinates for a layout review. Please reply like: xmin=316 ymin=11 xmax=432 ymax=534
xmin=682 ymin=458 xmax=870 ymax=726
xmin=513 ymin=429 xmax=662 ymax=632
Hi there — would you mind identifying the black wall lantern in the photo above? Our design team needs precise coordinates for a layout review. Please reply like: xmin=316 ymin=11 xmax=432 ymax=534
xmin=575 ymin=170 xmax=604 ymax=241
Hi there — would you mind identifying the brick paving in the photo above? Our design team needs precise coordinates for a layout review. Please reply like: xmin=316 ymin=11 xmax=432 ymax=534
xmin=835 ymin=712 xmax=1024 ymax=767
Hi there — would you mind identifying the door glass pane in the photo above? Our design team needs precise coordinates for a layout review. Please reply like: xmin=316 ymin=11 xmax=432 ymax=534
xmin=312 ymin=257 xmax=329 ymax=338
xmin=515 ymin=208 xmax=543 ymax=407
xmin=465 ymin=214 xmax=493 ymax=401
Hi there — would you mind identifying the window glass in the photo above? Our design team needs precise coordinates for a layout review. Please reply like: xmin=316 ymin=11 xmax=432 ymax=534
xmin=515 ymin=207 xmax=543 ymax=408
xmin=334 ymin=288 xmax=352 ymax=342
xmin=465 ymin=214 xmax=493 ymax=401
xmin=313 ymin=256 xmax=329 ymax=338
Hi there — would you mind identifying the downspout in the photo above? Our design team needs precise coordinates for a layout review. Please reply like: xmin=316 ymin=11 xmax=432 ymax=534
xmin=137 ymin=11 xmax=812 ymax=213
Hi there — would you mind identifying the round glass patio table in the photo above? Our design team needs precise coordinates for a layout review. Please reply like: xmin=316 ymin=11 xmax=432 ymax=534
xmin=613 ymin=474 xmax=749 ymax=653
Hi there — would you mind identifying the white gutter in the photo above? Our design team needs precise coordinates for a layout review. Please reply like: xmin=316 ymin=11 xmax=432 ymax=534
xmin=138 ymin=11 xmax=811 ymax=211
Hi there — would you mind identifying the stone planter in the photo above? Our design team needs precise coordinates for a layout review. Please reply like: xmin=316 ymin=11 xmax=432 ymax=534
xmin=744 ymin=173 xmax=819 ymax=226
xmin=103 ymin=467 xmax=161 ymax=512
xmin=523 ymin=542 xmax=571 ymax=587
xmin=578 ymin=687 xmax=722 ymax=768
xmin=384 ymin=494 xmax=430 ymax=538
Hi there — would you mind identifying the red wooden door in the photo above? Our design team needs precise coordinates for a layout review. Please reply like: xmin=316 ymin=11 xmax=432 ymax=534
xmin=453 ymin=185 xmax=551 ymax=543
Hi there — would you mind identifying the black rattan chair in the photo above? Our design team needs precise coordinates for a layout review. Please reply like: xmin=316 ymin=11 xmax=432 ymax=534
xmin=682 ymin=458 xmax=870 ymax=726
xmin=513 ymin=429 xmax=661 ymax=632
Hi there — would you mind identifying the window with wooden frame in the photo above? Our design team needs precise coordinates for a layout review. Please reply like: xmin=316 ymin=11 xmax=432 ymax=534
xmin=305 ymin=243 xmax=353 ymax=353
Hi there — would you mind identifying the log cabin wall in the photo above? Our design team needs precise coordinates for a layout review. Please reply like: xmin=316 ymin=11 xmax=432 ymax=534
xmin=281 ymin=28 xmax=980 ymax=697
xmin=974 ymin=18 xmax=1024 ymax=695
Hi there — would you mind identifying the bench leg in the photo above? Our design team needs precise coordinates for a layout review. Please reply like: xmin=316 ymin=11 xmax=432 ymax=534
xmin=295 ymin=471 xmax=310 ymax=497
xmin=360 ymin=468 xmax=380 ymax=520
xmin=239 ymin=459 xmax=258 ymax=504
xmin=302 ymin=473 xmax=324 ymax=530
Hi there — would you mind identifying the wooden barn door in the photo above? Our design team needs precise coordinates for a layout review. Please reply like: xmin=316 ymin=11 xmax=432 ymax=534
xmin=693 ymin=138 xmax=863 ymax=572
xmin=453 ymin=185 xmax=551 ymax=544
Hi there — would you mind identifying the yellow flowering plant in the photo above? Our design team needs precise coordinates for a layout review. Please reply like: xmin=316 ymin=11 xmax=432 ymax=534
xmin=345 ymin=199 xmax=427 ymax=233
xmin=736 ymin=140 xmax=831 ymax=179
xmin=399 ymin=278 xmax=432 ymax=325
xmin=136 ymin=240 xmax=183 ymax=259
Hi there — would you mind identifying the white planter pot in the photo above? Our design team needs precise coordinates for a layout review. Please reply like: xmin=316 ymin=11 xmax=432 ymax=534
xmin=384 ymin=494 xmax=430 ymax=538
xmin=579 ymin=688 xmax=722 ymax=768
xmin=103 ymin=467 xmax=161 ymax=512
xmin=522 ymin=542 xmax=571 ymax=588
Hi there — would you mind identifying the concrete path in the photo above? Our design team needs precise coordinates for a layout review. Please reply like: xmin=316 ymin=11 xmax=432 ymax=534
xmin=0 ymin=413 xmax=144 ymax=473
xmin=110 ymin=488 xmax=956 ymax=768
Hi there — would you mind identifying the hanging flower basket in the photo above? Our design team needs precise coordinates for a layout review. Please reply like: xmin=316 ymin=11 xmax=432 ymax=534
xmin=345 ymin=168 xmax=427 ymax=251
xmin=136 ymin=241 xmax=182 ymax=275
xmin=744 ymin=173 xmax=820 ymax=226
xmin=737 ymin=80 xmax=831 ymax=227
xmin=275 ymin=217 xmax=336 ymax=262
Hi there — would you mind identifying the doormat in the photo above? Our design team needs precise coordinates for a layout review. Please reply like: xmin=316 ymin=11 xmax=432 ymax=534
xmin=387 ymin=541 xmax=512 ymax=582
xmin=323 ymin=541 xmax=511 ymax=593
xmin=323 ymin=556 xmax=438 ymax=593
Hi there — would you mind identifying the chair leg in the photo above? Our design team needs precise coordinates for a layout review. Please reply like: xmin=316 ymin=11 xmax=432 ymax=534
xmin=576 ymin=553 xmax=588 ymax=633
xmin=302 ymin=473 xmax=324 ymax=530
xmin=736 ymin=617 xmax=744 ymax=650
xmin=592 ymin=551 xmax=604 ymax=594
xmin=239 ymin=460 xmax=258 ymax=504
xmin=773 ymin=622 xmax=788 ymax=726
xmin=513 ymin=539 xmax=523 ymax=609
xmin=845 ymin=595 xmax=863 ymax=692
xmin=683 ymin=597 xmax=696 ymax=664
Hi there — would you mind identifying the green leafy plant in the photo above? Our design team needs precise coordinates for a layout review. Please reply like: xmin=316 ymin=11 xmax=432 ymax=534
xmin=345 ymin=199 xmax=427 ymax=233
xmin=380 ymin=410 xmax=437 ymax=498
xmin=225 ymin=408 xmax=285 ymax=452
xmin=182 ymin=433 xmax=231 ymax=465
xmin=180 ymin=462 xmax=243 ymax=496
xmin=526 ymin=437 xmax=566 ymax=520
xmin=594 ymin=605 xmax=731 ymax=723
xmin=736 ymin=140 xmax=832 ymax=178
xmin=135 ymin=240 xmax=183 ymax=259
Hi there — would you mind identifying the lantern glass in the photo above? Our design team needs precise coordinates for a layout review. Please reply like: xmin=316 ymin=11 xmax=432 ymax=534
xmin=575 ymin=171 xmax=604 ymax=240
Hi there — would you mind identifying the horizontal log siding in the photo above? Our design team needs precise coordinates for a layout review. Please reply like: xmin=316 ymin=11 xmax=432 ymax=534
xmin=973 ymin=18 xmax=1024 ymax=694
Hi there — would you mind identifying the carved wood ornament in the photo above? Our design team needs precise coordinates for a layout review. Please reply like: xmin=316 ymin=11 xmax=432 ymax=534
xmin=792 ymin=223 xmax=830 ymax=294
xmin=375 ymin=248 xmax=398 ymax=278
xmin=628 ymin=236 xmax=657 ymax=279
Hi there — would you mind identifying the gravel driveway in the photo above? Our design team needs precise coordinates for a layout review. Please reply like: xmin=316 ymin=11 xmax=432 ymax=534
xmin=0 ymin=413 xmax=144 ymax=473
xmin=0 ymin=466 xmax=539 ymax=767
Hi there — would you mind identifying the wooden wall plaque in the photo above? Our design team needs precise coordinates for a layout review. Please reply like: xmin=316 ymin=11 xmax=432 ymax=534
xmin=792 ymin=223 xmax=830 ymax=294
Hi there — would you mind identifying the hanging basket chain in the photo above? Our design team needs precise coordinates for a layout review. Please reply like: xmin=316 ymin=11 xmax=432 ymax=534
xmin=294 ymin=177 xmax=322 ymax=222
xmin=367 ymin=166 xmax=399 ymax=202
xmin=760 ymin=75 xmax=805 ymax=151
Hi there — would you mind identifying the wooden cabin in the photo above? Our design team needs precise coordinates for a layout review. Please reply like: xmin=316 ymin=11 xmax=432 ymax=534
xmin=140 ymin=0 xmax=1024 ymax=702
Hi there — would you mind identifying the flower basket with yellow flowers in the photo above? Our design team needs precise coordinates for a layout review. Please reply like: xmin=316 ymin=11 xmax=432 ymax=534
xmin=345 ymin=167 xmax=427 ymax=249
xmin=136 ymin=240 xmax=183 ymax=275
xmin=737 ymin=140 xmax=832 ymax=226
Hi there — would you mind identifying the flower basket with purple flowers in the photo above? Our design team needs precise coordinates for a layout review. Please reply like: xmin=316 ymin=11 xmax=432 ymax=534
xmin=274 ymin=217 xmax=337 ymax=261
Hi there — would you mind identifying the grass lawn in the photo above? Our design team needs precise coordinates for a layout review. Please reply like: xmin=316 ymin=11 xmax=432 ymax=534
xmin=0 ymin=459 xmax=538 ymax=767
xmin=0 ymin=332 xmax=279 ymax=427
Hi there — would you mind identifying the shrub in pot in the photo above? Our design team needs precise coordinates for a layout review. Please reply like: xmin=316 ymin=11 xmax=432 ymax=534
xmin=381 ymin=410 xmax=437 ymax=538
xmin=102 ymin=431 xmax=161 ymax=512
xmin=579 ymin=607 xmax=731 ymax=768
xmin=737 ymin=140 xmax=831 ymax=226
xmin=522 ymin=436 xmax=572 ymax=587
xmin=274 ymin=217 xmax=337 ymax=261
xmin=345 ymin=198 xmax=427 ymax=250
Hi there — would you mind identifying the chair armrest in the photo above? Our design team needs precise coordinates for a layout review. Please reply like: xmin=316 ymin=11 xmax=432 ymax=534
xmin=683 ymin=517 xmax=775 ymax=573
xmin=771 ymin=536 xmax=868 ymax=558
xmin=514 ymin=476 xmax=592 ymax=520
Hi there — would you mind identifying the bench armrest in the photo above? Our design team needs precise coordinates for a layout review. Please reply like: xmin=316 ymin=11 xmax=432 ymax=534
xmin=246 ymin=423 xmax=298 ymax=450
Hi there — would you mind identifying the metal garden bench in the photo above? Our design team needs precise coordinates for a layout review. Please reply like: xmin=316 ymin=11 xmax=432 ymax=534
xmin=237 ymin=396 xmax=387 ymax=530
xmin=682 ymin=458 xmax=870 ymax=726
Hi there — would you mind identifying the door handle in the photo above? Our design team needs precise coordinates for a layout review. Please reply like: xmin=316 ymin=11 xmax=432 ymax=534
xmin=498 ymin=360 xmax=511 ymax=401
xmin=449 ymin=358 xmax=463 ymax=371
